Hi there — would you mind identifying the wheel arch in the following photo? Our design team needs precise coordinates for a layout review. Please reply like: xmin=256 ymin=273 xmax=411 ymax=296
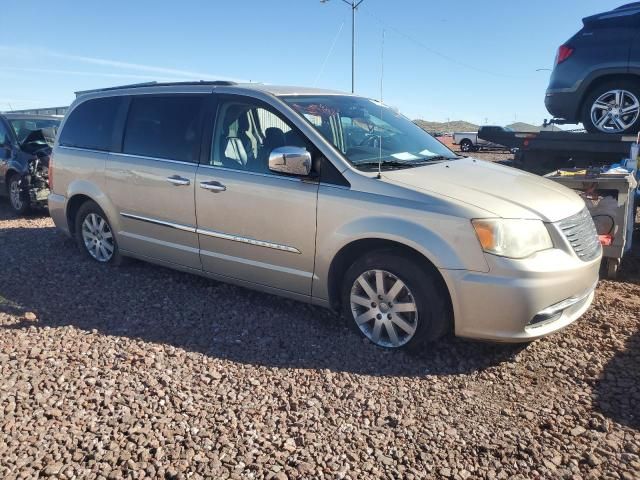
xmin=577 ymin=72 xmax=640 ymax=117
xmin=326 ymin=238 xmax=453 ymax=317
xmin=64 ymin=182 xmax=119 ymax=235
xmin=66 ymin=194 xmax=95 ymax=235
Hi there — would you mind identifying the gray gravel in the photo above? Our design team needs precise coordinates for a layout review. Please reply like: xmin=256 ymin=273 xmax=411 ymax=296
xmin=0 ymin=201 xmax=638 ymax=479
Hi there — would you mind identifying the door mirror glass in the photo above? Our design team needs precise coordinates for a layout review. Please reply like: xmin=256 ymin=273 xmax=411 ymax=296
xmin=268 ymin=146 xmax=312 ymax=176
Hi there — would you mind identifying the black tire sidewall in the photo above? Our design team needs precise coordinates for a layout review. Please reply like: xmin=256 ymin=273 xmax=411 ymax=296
xmin=582 ymin=80 xmax=640 ymax=134
xmin=74 ymin=201 xmax=121 ymax=265
xmin=340 ymin=251 xmax=450 ymax=351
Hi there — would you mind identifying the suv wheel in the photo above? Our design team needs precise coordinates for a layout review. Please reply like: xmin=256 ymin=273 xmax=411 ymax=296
xmin=7 ymin=173 xmax=29 ymax=215
xmin=75 ymin=201 xmax=121 ymax=265
xmin=582 ymin=80 xmax=640 ymax=134
xmin=460 ymin=139 xmax=474 ymax=153
xmin=341 ymin=250 xmax=450 ymax=351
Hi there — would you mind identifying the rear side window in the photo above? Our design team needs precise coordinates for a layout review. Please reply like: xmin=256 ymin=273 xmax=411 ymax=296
xmin=123 ymin=95 xmax=205 ymax=163
xmin=59 ymin=97 xmax=122 ymax=151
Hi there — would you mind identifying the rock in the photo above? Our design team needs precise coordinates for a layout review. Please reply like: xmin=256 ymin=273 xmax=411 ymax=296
xmin=43 ymin=463 xmax=64 ymax=476
xmin=570 ymin=426 xmax=586 ymax=437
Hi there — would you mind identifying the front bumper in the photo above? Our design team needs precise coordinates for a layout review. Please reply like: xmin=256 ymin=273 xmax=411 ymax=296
xmin=441 ymin=248 xmax=601 ymax=342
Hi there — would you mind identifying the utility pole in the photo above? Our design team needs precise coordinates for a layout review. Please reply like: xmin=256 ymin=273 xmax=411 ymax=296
xmin=321 ymin=0 xmax=365 ymax=93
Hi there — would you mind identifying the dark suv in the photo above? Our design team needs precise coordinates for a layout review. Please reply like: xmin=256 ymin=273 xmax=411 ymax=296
xmin=0 ymin=114 xmax=60 ymax=214
xmin=545 ymin=2 xmax=640 ymax=134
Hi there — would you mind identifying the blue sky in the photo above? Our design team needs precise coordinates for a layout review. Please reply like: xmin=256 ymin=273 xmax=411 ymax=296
xmin=0 ymin=0 xmax=624 ymax=125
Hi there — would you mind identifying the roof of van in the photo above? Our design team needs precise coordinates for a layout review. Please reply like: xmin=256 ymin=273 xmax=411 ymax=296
xmin=75 ymin=81 xmax=349 ymax=98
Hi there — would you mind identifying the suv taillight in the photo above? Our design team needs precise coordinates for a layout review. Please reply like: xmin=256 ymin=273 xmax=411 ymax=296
xmin=555 ymin=45 xmax=574 ymax=65
xmin=48 ymin=152 xmax=54 ymax=191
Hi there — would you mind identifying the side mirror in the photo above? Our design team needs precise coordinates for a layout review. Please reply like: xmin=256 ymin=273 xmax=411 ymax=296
xmin=269 ymin=146 xmax=312 ymax=176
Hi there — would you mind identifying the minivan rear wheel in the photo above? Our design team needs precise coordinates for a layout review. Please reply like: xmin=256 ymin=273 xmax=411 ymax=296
xmin=341 ymin=250 xmax=450 ymax=351
xmin=582 ymin=80 xmax=640 ymax=134
xmin=75 ymin=201 xmax=122 ymax=265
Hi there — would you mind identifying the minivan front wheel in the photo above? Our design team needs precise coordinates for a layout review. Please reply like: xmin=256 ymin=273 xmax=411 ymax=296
xmin=75 ymin=201 xmax=121 ymax=265
xmin=582 ymin=80 xmax=640 ymax=134
xmin=341 ymin=251 xmax=450 ymax=350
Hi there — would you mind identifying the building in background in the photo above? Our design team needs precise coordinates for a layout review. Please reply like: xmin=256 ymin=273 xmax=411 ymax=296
xmin=1 ymin=106 xmax=68 ymax=116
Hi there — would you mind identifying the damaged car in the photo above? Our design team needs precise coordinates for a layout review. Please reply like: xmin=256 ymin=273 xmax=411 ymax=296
xmin=0 ymin=113 xmax=60 ymax=214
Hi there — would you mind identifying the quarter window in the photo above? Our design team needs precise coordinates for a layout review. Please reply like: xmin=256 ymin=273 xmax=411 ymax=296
xmin=210 ymin=100 xmax=308 ymax=173
xmin=123 ymin=95 xmax=205 ymax=163
xmin=59 ymin=97 xmax=123 ymax=151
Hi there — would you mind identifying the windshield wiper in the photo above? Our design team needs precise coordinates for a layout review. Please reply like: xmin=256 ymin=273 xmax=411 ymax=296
xmin=353 ymin=160 xmax=416 ymax=170
xmin=413 ymin=155 xmax=458 ymax=163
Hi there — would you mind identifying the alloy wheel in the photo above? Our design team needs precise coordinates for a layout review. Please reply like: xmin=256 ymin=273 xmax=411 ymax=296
xmin=349 ymin=269 xmax=419 ymax=348
xmin=81 ymin=213 xmax=115 ymax=262
xmin=9 ymin=179 xmax=23 ymax=211
xmin=590 ymin=89 xmax=640 ymax=133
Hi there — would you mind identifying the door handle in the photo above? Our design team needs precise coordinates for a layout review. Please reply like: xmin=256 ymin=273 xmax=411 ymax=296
xmin=199 ymin=181 xmax=226 ymax=193
xmin=167 ymin=175 xmax=190 ymax=186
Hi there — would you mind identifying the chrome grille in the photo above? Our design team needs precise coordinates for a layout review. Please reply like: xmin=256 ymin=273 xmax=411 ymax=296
xmin=557 ymin=209 xmax=601 ymax=262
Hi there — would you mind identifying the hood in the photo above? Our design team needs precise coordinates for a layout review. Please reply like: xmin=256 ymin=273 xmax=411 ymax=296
xmin=19 ymin=128 xmax=54 ymax=155
xmin=381 ymin=158 xmax=584 ymax=222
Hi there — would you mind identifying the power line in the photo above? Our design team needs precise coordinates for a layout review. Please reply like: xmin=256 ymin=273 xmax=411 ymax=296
xmin=314 ymin=20 xmax=346 ymax=86
xmin=360 ymin=7 xmax=525 ymax=79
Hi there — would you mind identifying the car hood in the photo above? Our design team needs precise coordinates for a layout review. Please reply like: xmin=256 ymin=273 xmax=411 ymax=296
xmin=381 ymin=158 xmax=584 ymax=222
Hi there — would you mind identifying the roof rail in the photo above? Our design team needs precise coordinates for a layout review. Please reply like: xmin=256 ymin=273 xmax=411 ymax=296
xmin=75 ymin=80 xmax=237 ymax=97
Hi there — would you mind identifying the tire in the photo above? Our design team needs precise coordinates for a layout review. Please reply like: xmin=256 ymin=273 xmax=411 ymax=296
xmin=340 ymin=250 xmax=451 ymax=351
xmin=7 ymin=173 xmax=30 ymax=215
xmin=460 ymin=139 xmax=474 ymax=153
xmin=74 ymin=200 xmax=123 ymax=265
xmin=581 ymin=80 xmax=640 ymax=134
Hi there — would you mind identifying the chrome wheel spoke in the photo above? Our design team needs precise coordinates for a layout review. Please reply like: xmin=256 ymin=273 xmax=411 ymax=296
xmin=595 ymin=113 xmax=611 ymax=129
xmin=357 ymin=275 xmax=377 ymax=300
xmin=355 ymin=309 xmax=376 ymax=325
xmin=386 ymin=279 xmax=404 ymax=302
xmin=371 ymin=320 xmax=383 ymax=343
xmin=593 ymin=100 xmax=610 ymax=111
xmin=391 ymin=314 xmax=417 ymax=335
xmin=385 ymin=322 xmax=400 ymax=347
xmin=350 ymin=294 xmax=371 ymax=308
xmin=615 ymin=90 xmax=623 ymax=106
xmin=375 ymin=270 xmax=385 ymax=296
xmin=393 ymin=302 xmax=417 ymax=313
xmin=612 ymin=116 xmax=625 ymax=130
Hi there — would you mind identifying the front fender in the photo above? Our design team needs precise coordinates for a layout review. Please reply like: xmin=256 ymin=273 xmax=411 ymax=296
xmin=313 ymin=213 xmax=489 ymax=302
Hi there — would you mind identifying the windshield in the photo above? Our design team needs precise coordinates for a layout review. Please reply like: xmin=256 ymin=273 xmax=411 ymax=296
xmin=282 ymin=95 xmax=457 ymax=170
xmin=9 ymin=118 xmax=60 ymax=145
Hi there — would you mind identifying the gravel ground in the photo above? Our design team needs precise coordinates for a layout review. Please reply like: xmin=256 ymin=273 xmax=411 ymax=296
xmin=0 ymin=201 xmax=639 ymax=480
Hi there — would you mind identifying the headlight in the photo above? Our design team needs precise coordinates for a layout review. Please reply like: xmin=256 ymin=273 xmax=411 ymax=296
xmin=471 ymin=219 xmax=553 ymax=259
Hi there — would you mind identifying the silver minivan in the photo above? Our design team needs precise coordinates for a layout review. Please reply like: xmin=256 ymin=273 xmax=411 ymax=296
xmin=48 ymin=81 xmax=601 ymax=350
